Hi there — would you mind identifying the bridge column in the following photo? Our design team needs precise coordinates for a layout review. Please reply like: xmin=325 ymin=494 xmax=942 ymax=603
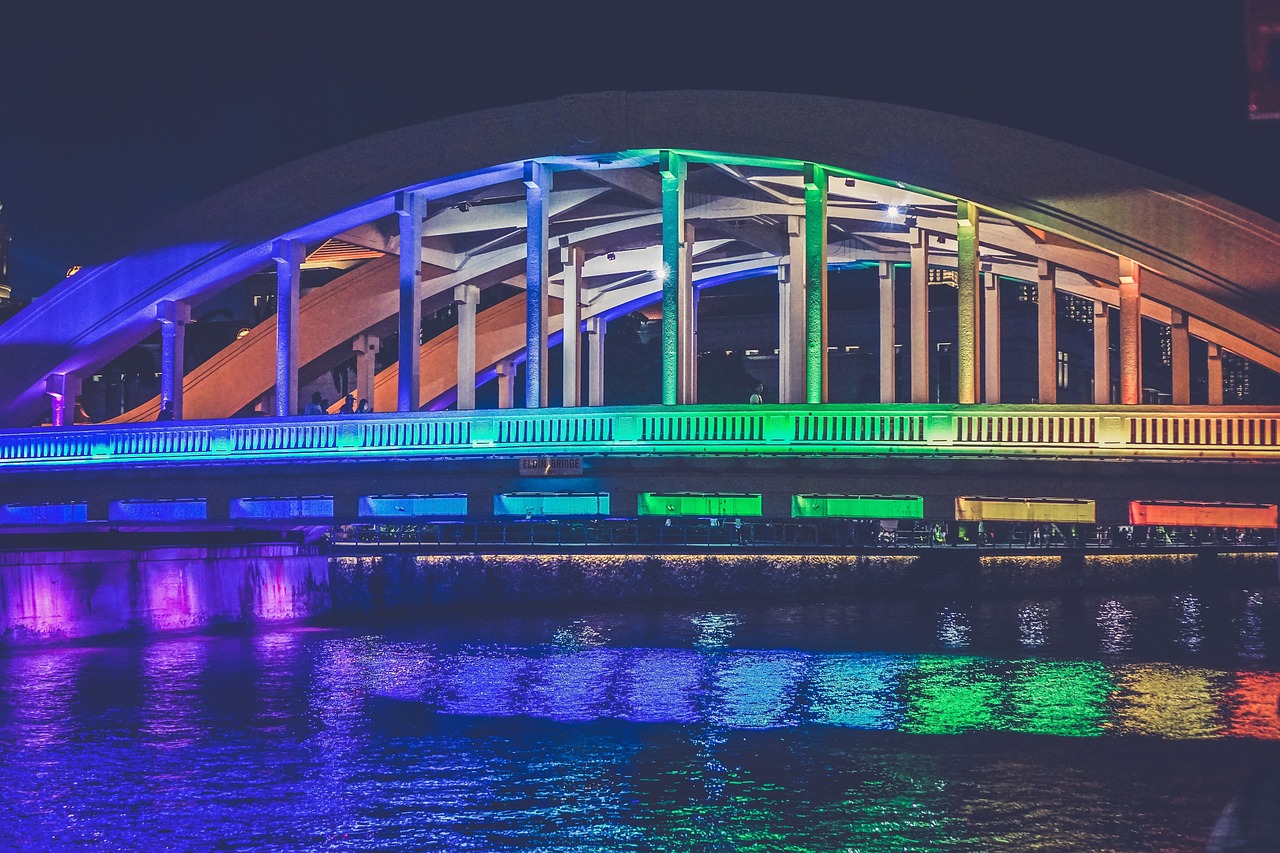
xmin=585 ymin=316 xmax=606 ymax=407
xmin=804 ymin=163 xmax=828 ymax=404
xmin=1037 ymin=261 xmax=1057 ymax=404
xmin=495 ymin=357 xmax=517 ymax=409
xmin=1118 ymin=258 xmax=1142 ymax=404
xmin=681 ymin=223 xmax=697 ymax=404
xmin=910 ymin=229 xmax=930 ymax=403
xmin=561 ymin=244 xmax=584 ymax=407
xmin=454 ymin=284 xmax=479 ymax=411
xmin=272 ymin=239 xmax=304 ymax=417
xmin=1170 ymin=310 xmax=1190 ymax=405
xmin=1093 ymin=299 xmax=1111 ymax=404
xmin=660 ymin=150 xmax=688 ymax=406
xmin=778 ymin=216 xmax=806 ymax=404
xmin=524 ymin=161 xmax=551 ymax=408
xmin=45 ymin=373 xmax=80 ymax=427
xmin=983 ymin=270 xmax=1001 ymax=403
xmin=157 ymin=300 xmax=191 ymax=419
xmin=1207 ymin=344 xmax=1224 ymax=405
xmin=396 ymin=191 xmax=426 ymax=413
xmin=879 ymin=260 xmax=896 ymax=402
xmin=352 ymin=334 xmax=379 ymax=410
xmin=956 ymin=201 xmax=979 ymax=404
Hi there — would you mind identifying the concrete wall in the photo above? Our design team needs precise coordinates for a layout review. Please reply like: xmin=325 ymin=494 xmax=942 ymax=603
xmin=0 ymin=544 xmax=329 ymax=646
xmin=330 ymin=550 xmax=1278 ymax=614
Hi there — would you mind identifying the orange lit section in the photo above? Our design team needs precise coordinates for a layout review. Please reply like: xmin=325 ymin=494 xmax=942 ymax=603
xmin=1129 ymin=501 xmax=1278 ymax=528
xmin=1225 ymin=672 xmax=1280 ymax=740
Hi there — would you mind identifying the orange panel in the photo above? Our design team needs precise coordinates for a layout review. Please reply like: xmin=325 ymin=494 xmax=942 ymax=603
xmin=1129 ymin=501 xmax=1278 ymax=528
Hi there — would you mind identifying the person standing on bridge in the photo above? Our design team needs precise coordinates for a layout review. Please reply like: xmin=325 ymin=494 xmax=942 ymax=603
xmin=157 ymin=400 xmax=174 ymax=421
xmin=339 ymin=394 xmax=355 ymax=415
xmin=749 ymin=382 xmax=764 ymax=404
xmin=305 ymin=392 xmax=324 ymax=415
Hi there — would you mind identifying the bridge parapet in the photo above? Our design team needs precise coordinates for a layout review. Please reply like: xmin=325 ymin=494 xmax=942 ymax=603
xmin=0 ymin=404 xmax=1276 ymax=470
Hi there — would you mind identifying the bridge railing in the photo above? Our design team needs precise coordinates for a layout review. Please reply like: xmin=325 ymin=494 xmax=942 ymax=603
xmin=0 ymin=404 xmax=1277 ymax=468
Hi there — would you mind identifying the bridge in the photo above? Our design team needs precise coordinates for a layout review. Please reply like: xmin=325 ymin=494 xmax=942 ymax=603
xmin=0 ymin=91 xmax=1277 ymax=544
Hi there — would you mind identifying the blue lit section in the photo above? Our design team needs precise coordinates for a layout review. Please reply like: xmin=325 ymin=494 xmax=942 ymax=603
xmin=617 ymin=649 xmax=705 ymax=723
xmin=108 ymin=498 xmax=207 ymax=522
xmin=230 ymin=496 xmax=334 ymax=519
xmin=0 ymin=502 xmax=87 ymax=524
xmin=707 ymin=651 xmax=807 ymax=729
xmin=494 ymin=492 xmax=610 ymax=517
xmin=359 ymin=494 xmax=467 ymax=517
xmin=808 ymin=653 xmax=912 ymax=729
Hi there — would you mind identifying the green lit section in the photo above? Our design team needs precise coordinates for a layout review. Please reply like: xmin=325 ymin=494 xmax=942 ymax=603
xmin=1010 ymin=660 xmax=1112 ymax=737
xmin=803 ymin=162 xmax=827 ymax=404
xmin=659 ymin=150 xmax=685 ymax=407
xmin=792 ymin=493 xmax=924 ymax=520
xmin=494 ymin=492 xmax=610 ymax=517
xmin=638 ymin=492 xmax=763 ymax=517
xmin=900 ymin=655 xmax=1001 ymax=734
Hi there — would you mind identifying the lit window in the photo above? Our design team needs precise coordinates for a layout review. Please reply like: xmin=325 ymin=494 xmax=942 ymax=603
xmin=1057 ymin=350 xmax=1069 ymax=389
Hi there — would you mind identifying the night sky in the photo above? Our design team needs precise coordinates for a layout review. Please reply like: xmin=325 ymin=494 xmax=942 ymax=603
xmin=2 ymin=2 xmax=1276 ymax=299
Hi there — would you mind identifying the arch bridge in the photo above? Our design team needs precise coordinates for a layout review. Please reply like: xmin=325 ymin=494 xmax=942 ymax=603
xmin=0 ymin=92 xmax=1277 ymax=537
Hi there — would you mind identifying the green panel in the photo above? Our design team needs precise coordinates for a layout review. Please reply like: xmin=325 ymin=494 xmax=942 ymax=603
xmin=494 ymin=492 xmax=609 ymax=517
xmin=792 ymin=493 xmax=924 ymax=520
xmin=638 ymin=492 xmax=763 ymax=517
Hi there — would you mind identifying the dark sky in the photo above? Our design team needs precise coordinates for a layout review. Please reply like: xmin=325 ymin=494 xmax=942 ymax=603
xmin=2 ymin=1 xmax=1276 ymax=299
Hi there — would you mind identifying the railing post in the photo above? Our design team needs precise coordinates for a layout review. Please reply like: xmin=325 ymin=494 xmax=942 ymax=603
xmin=804 ymin=163 xmax=828 ymax=404
xmin=1118 ymin=257 xmax=1142 ymax=404
xmin=396 ymin=191 xmax=427 ymax=412
xmin=1037 ymin=261 xmax=1057 ymax=404
xmin=956 ymin=201 xmax=980 ymax=404
xmin=272 ymin=239 xmax=304 ymax=417
xmin=157 ymin=300 xmax=190 ymax=420
xmin=660 ymin=150 xmax=687 ymax=406
xmin=524 ymin=161 xmax=551 ymax=408
xmin=910 ymin=228 xmax=930 ymax=403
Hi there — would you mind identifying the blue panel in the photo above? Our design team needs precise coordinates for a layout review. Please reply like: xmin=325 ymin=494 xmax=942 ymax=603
xmin=359 ymin=494 xmax=468 ymax=517
xmin=494 ymin=492 xmax=610 ymax=517
xmin=230 ymin=496 xmax=334 ymax=519
xmin=0 ymin=503 xmax=88 ymax=524
xmin=108 ymin=499 xmax=207 ymax=522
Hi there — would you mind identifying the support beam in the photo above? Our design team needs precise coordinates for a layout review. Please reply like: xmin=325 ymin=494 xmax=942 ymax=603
xmin=495 ymin=357 xmax=517 ymax=409
xmin=561 ymin=244 xmax=584 ymax=407
xmin=803 ymin=163 xmax=828 ymax=404
xmin=272 ymin=239 xmax=304 ymax=417
xmin=524 ymin=162 xmax=551 ymax=408
xmin=910 ymin=229 xmax=930 ymax=403
xmin=955 ymin=201 xmax=980 ymax=404
xmin=1170 ymin=309 xmax=1190 ymax=405
xmin=1037 ymin=261 xmax=1057 ymax=404
xmin=396 ymin=192 xmax=426 ymax=412
xmin=1207 ymin=344 xmax=1224 ymax=406
xmin=1093 ymin=300 xmax=1111 ymax=405
xmin=157 ymin=300 xmax=191 ymax=420
xmin=983 ymin=271 xmax=1001 ymax=404
xmin=352 ymin=334 xmax=380 ymax=410
xmin=585 ymin=316 xmax=606 ymax=407
xmin=660 ymin=150 xmax=686 ymax=406
xmin=1118 ymin=257 xmax=1142 ymax=405
xmin=453 ymin=284 xmax=479 ymax=411
xmin=45 ymin=373 xmax=80 ymax=427
xmin=778 ymin=216 xmax=806 ymax=404
xmin=679 ymin=223 xmax=697 ymax=404
xmin=879 ymin=260 xmax=896 ymax=402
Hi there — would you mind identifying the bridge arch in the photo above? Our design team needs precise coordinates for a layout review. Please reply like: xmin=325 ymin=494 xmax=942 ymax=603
xmin=3 ymin=91 xmax=1279 ymax=425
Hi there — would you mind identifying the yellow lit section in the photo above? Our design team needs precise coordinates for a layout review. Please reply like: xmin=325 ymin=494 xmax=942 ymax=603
xmin=1109 ymin=664 xmax=1223 ymax=739
xmin=956 ymin=496 xmax=1095 ymax=523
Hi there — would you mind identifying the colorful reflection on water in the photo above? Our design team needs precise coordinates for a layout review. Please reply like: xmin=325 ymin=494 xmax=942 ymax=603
xmin=0 ymin=589 xmax=1277 ymax=852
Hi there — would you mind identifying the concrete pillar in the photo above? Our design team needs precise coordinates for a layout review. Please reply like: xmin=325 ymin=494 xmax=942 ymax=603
xmin=157 ymin=300 xmax=191 ymax=419
xmin=1170 ymin=309 xmax=1190 ymax=405
xmin=955 ymin=201 xmax=980 ymax=404
xmin=804 ymin=163 xmax=828 ymax=404
xmin=679 ymin=223 xmax=697 ymax=404
xmin=1093 ymin=300 xmax=1111 ymax=405
xmin=524 ymin=161 xmax=551 ymax=408
xmin=879 ymin=260 xmax=896 ymax=402
xmin=910 ymin=229 xmax=930 ymax=403
xmin=1207 ymin=343 xmax=1224 ymax=406
xmin=659 ymin=150 xmax=687 ymax=406
xmin=453 ymin=283 xmax=479 ymax=411
xmin=352 ymin=334 xmax=379 ymax=410
xmin=1118 ymin=258 xmax=1142 ymax=405
xmin=561 ymin=244 xmax=584 ymax=407
xmin=495 ymin=357 xmax=517 ymax=409
xmin=272 ymin=239 xmax=304 ymax=417
xmin=585 ymin=316 xmax=606 ymax=407
xmin=778 ymin=216 xmax=806 ymax=404
xmin=396 ymin=191 xmax=426 ymax=412
xmin=983 ymin=272 xmax=1001 ymax=404
xmin=1037 ymin=261 xmax=1057 ymax=404
xmin=45 ymin=373 xmax=80 ymax=427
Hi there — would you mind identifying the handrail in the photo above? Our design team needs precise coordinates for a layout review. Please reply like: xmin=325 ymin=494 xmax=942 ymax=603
xmin=0 ymin=404 xmax=1277 ymax=469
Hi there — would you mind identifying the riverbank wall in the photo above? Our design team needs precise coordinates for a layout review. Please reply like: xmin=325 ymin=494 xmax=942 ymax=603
xmin=329 ymin=550 xmax=1278 ymax=615
xmin=0 ymin=544 xmax=328 ymax=646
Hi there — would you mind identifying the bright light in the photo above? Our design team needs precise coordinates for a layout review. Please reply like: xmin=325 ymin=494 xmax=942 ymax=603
xmin=886 ymin=205 xmax=904 ymax=221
